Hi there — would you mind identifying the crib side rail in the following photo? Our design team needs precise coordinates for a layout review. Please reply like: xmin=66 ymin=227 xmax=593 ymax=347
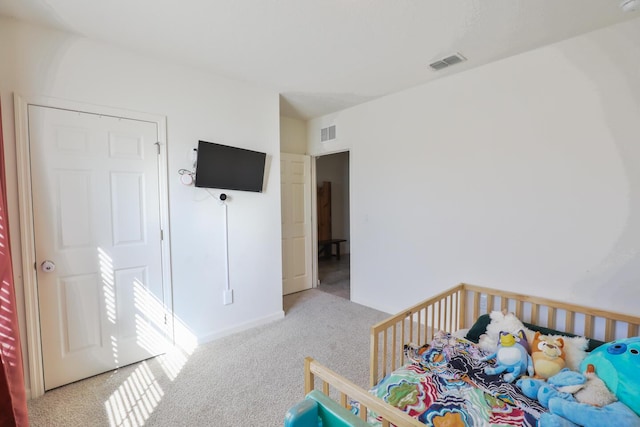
xmin=462 ymin=283 xmax=640 ymax=342
xmin=304 ymin=357 xmax=424 ymax=427
xmin=369 ymin=284 xmax=465 ymax=387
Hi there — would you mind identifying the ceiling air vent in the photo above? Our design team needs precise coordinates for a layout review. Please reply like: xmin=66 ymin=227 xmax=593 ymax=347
xmin=320 ymin=125 xmax=336 ymax=142
xmin=429 ymin=53 xmax=466 ymax=71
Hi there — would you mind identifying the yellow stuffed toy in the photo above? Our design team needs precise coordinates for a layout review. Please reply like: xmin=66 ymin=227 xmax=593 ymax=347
xmin=531 ymin=331 xmax=566 ymax=379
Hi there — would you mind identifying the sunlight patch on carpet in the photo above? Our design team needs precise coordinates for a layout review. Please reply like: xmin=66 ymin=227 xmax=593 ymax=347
xmin=157 ymin=314 xmax=197 ymax=381
xmin=105 ymin=361 xmax=163 ymax=426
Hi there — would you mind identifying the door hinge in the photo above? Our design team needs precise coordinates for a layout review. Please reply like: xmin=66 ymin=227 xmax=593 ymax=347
xmin=155 ymin=142 xmax=160 ymax=155
xmin=164 ymin=314 xmax=167 ymax=325
xmin=160 ymin=229 xmax=164 ymax=240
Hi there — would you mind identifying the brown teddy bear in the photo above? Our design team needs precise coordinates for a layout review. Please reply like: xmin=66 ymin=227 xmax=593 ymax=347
xmin=531 ymin=331 xmax=566 ymax=379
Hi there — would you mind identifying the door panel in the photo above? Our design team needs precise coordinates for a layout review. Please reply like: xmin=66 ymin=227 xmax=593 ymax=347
xmin=59 ymin=274 xmax=101 ymax=353
xmin=281 ymin=153 xmax=312 ymax=295
xmin=28 ymin=105 xmax=169 ymax=390
xmin=111 ymin=172 xmax=145 ymax=244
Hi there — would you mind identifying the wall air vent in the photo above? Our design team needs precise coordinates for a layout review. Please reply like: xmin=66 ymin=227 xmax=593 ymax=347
xmin=429 ymin=53 xmax=466 ymax=71
xmin=320 ymin=125 xmax=336 ymax=142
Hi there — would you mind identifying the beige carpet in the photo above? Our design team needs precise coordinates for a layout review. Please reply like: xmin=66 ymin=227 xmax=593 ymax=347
xmin=27 ymin=289 xmax=388 ymax=426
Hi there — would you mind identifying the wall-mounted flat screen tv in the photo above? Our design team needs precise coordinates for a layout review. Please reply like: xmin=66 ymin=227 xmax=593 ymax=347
xmin=195 ymin=140 xmax=266 ymax=192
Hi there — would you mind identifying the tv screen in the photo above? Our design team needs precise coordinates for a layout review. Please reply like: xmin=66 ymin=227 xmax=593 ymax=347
xmin=195 ymin=141 xmax=266 ymax=192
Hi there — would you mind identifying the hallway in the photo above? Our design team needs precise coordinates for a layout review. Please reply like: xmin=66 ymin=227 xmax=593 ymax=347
xmin=317 ymin=254 xmax=350 ymax=300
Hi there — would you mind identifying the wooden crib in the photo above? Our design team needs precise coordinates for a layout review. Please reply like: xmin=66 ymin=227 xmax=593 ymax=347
xmin=304 ymin=283 xmax=640 ymax=427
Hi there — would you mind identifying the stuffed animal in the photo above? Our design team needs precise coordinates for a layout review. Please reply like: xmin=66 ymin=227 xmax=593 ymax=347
xmin=517 ymin=354 xmax=640 ymax=427
xmin=517 ymin=365 xmax=617 ymax=409
xmin=478 ymin=310 xmax=532 ymax=353
xmin=579 ymin=337 xmax=640 ymax=417
xmin=540 ymin=399 xmax=640 ymax=427
xmin=531 ymin=331 xmax=566 ymax=379
xmin=574 ymin=364 xmax=619 ymax=407
xmin=481 ymin=330 xmax=533 ymax=383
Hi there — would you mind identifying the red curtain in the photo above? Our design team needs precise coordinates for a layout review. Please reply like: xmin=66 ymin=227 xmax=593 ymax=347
xmin=0 ymin=100 xmax=29 ymax=426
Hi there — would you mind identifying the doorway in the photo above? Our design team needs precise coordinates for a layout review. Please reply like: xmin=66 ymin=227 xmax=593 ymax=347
xmin=315 ymin=151 xmax=350 ymax=300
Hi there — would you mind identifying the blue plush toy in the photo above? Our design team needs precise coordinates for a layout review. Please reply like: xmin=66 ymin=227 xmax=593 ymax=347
xmin=517 ymin=368 xmax=586 ymax=407
xmin=579 ymin=337 xmax=640 ymax=417
xmin=518 ymin=367 xmax=638 ymax=427
xmin=517 ymin=337 xmax=640 ymax=427
xmin=481 ymin=330 xmax=533 ymax=383
xmin=540 ymin=399 xmax=640 ymax=427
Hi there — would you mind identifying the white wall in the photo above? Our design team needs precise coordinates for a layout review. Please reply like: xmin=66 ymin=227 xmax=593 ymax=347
xmin=308 ymin=17 xmax=640 ymax=317
xmin=280 ymin=116 xmax=307 ymax=154
xmin=0 ymin=17 xmax=283 ymax=387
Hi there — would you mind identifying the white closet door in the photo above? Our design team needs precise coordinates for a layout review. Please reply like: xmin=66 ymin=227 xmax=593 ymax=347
xmin=29 ymin=105 xmax=169 ymax=390
xmin=281 ymin=153 xmax=312 ymax=295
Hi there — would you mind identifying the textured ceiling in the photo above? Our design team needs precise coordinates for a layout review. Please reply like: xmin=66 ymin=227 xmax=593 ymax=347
xmin=0 ymin=0 xmax=638 ymax=119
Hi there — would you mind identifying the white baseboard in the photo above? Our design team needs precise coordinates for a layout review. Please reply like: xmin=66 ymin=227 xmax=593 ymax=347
xmin=197 ymin=310 xmax=285 ymax=344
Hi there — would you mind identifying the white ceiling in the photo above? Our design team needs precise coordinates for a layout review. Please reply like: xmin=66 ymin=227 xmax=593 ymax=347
xmin=1 ymin=0 xmax=638 ymax=120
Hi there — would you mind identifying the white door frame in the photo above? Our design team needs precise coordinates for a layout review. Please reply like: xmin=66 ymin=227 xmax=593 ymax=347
xmin=310 ymin=156 xmax=318 ymax=289
xmin=14 ymin=94 xmax=173 ymax=398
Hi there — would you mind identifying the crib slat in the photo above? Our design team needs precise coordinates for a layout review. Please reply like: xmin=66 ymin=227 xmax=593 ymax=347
xmin=444 ymin=296 xmax=450 ymax=332
xmin=423 ymin=307 xmax=428 ymax=345
xmin=323 ymin=381 xmax=329 ymax=395
xmin=565 ymin=311 xmax=574 ymax=335
xmin=531 ymin=304 xmax=539 ymax=326
xmin=605 ymin=319 xmax=614 ymax=342
xmin=304 ymin=357 xmax=314 ymax=394
xmin=417 ymin=310 xmax=422 ymax=346
xmin=453 ymin=293 xmax=457 ymax=329
xmin=431 ymin=304 xmax=436 ymax=341
xmin=392 ymin=323 xmax=397 ymax=372
xmin=383 ymin=328 xmax=388 ymax=377
xmin=473 ymin=292 xmax=480 ymax=319
xmin=400 ymin=318 xmax=406 ymax=367
xmin=408 ymin=312 xmax=413 ymax=342
xmin=628 ymin=323 xmax=638 ymax=338
xmin=340 ymin=392 xmax=347 ymax=408
xmin=584 ymin=315 xmax=593 ymax=338
xmin=452 ymin=294 xmax=457 ymax=331
xmin=514 ymin=300 xmax=522 ymax=320
xmin=360 ymin=404 xmax=368 ymax=421
xmin=548 ymin=307 xmax=556 ymax=329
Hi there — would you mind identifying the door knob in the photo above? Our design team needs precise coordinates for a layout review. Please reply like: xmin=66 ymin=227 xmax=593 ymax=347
xmin=41 ymin=260 xmax=56 ymax=273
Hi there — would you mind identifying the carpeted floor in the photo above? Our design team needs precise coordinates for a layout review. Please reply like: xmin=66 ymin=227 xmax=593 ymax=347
xmin=27 ymin=288 xmax=387 ymax=426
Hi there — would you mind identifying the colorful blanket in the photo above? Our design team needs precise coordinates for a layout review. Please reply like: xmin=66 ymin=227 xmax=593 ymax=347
xmin=360 ymin=331 xmax=546 ymax=426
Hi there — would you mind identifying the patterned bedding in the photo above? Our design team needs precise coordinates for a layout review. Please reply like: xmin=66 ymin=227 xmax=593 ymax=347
xmin=358 ymin=331 xmax=547 ymax=427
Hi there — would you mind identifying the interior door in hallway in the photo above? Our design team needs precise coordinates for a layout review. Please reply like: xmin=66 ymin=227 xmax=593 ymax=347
xmin=281 ymin=153 xmax=312 ymax=295
xmin=28 ymin=105 xmax=170 ymax=390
